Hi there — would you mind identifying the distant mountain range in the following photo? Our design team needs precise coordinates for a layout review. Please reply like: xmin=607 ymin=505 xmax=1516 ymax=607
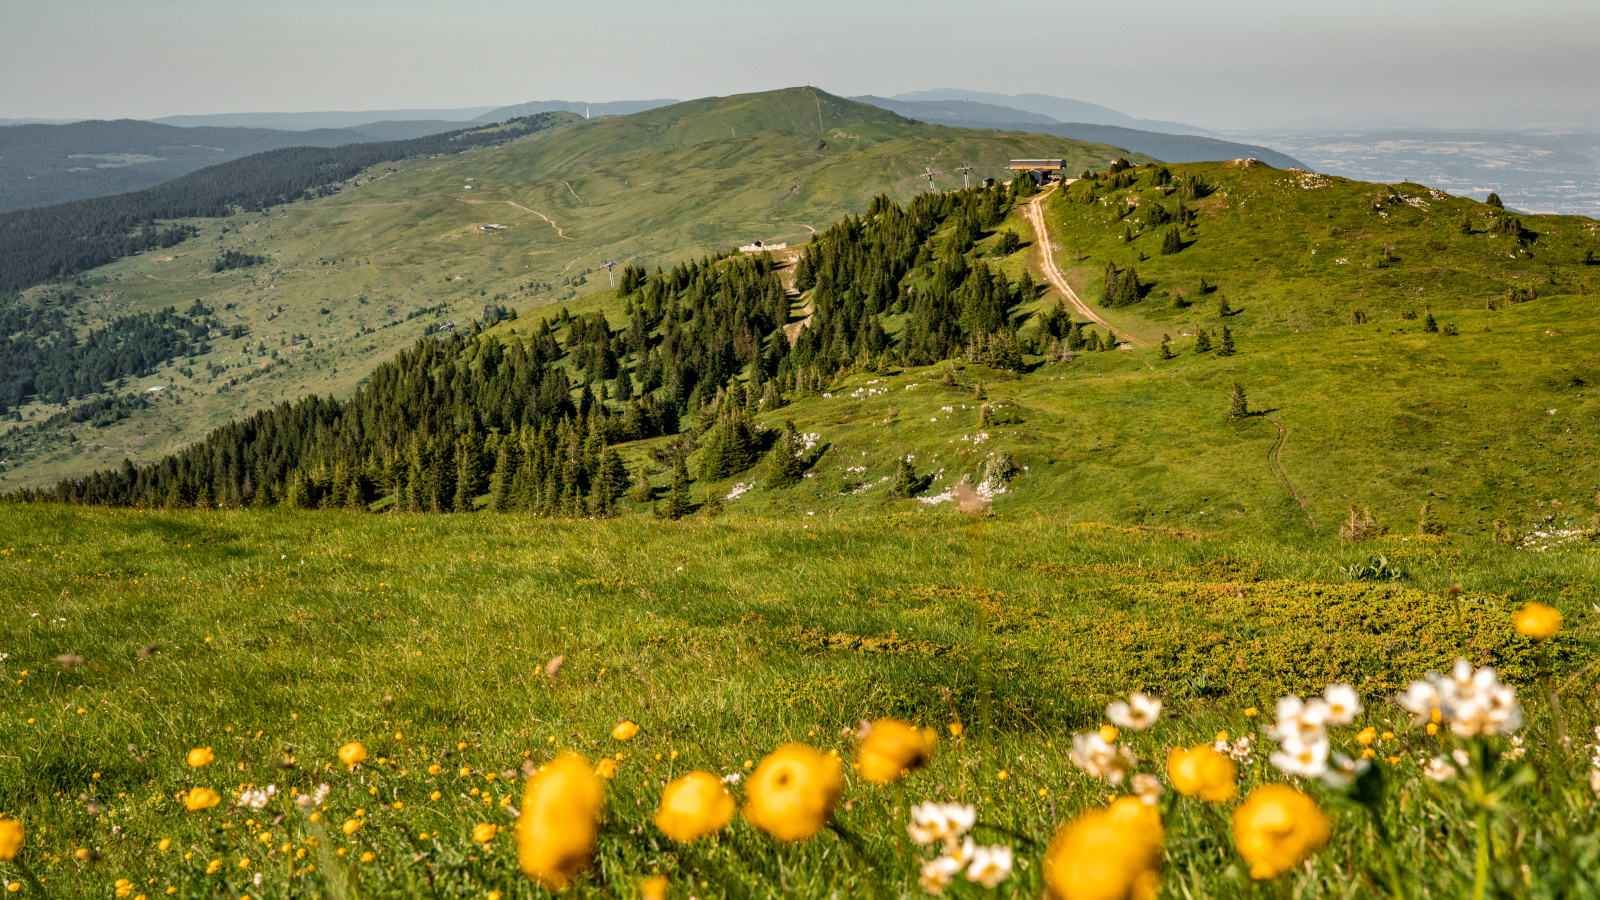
xmin=852 ymin=96 xmax=1307 ymax=171
xmin=886 ymin=89 xmax=1215 ymax=135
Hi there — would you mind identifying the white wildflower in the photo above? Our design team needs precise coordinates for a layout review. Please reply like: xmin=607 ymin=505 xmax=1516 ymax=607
xmin=1503 ymin=734 xmax=1525 ymax=761
xmin=1396 ymin=678 xmax=1443 ymax=726
xmin=238 ymin=785 xmax=277 ymax=809
xmin=1424 ymin=756 xmax=1457 ymax=782
xmin=906 ymin=802 xmax=976 ymax=848
xmin=1228 ymin=735 xmax=1255 ymax=764
xmin=1452 ymin=748 xmax=1472 ymax=769
xmin=1070 ymin=732 xmax=1136 ymax=785
xmin=1106 ymin=692 xmax=1162 ymax=731
xmin=721 ymin=773 xmax=742 ymax=785
xmin=1322 ymin=684 xmax=1363 ymax=726
xmin=1318 ymin=752 xmax=1369 ymax=789
xmin=1131 ymin=773 xmax=1164 ymax=805
xmin=1267 ymin=695 xmax=1330 ymax=744
xmin=919 ymin=853 xmax=963 ymax=894
xmin=965 ymin=844 xmax=1014 ymax=888
xmin=1590 ymin=767 xmax=1600 ymax=796
xmin=1269 ymin=735 xmax=1330 ymax=778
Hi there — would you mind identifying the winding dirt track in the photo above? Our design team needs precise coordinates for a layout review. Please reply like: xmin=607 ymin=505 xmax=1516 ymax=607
xmin=1023 ymin=184 xmax=1147 ymax=347
xmin=1267 ymin=416 xmax=1318 ymax=533
xmin=504 ymin=201 xmax=574 ymax=240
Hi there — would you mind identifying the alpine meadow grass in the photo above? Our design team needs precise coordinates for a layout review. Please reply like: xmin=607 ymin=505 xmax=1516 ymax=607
xmin=1 ymin=505 xmax=1597 ymax=898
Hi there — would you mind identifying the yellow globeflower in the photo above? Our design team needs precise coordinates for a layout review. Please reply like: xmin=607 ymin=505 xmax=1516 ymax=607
xmin=1513 ymin=602 xmax=1562 ymax=640
xmin=187 ymin=747 xmax=215 ymax=768
xmin=1044 ymin=803 xmax=1163 ymax=900
xmin=856 ymin=719 xmax=938 ymax=785
xmin=611 ymin=720 xmax=640 ymax=741
xmin=515 ymin=752 xmax=604 ymax=890
xmin=0 ymin=819 xmax=22 ymax=862
xmin=640 ymin=875 xmax=670 ymax=900
xmin=655 ymin=772 xmax=736 ymax=843
xmin=472 ymin=824 xmax=498 ymax=843
xmin=184 ymin=788 xmax=221 ymax=812
xmin=595 ymin=759 xmax=618 ymax=780
xmin=1232 ymin=784 xmax=1331 ymax=880
xmin=341 ymin=819 xmax=362 ymax=836
xmin=1166 ymin=745 xmax=1239 ymax=803
xmin=1356 ymin=727 xmax=1378 ymax=746
xmin=742 ymin=744 xmax=843 ymax=842
xmin=338 ymin=742 xmax=367 ymax=768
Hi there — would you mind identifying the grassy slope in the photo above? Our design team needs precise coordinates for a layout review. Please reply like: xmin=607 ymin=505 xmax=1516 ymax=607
xmin=0 ymin=506 xmax=1595 ymax=898
xmin=0 ymin=89 xmax=1142 ymax=489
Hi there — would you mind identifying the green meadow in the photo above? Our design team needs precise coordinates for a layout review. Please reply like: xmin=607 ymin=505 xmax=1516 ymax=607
xmin=1 ymin=506 xmax=1597 ymax=898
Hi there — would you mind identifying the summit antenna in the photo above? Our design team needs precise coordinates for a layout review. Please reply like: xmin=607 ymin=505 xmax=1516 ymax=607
xmin=600 ymin=259 xmax=617 ymax=287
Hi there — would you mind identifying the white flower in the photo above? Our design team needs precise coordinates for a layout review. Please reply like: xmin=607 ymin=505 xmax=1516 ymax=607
xmin=1106 ymin=692 xmax=1162 ymax=731
xmin=1318 ymin=752 xmax=1369 ymax=789
xmin=1131 ymin=773 xmax=1164 ymax=805
xmin=1267 ymin=695 xmax=1330 ymax=744
xmin=1424 ymin=756 xmax=1457 ymax=782
xmin=965 ymin=844 xmax=1014 ymax=888
xmin=238 ymin=785 xmax=277 ymax=809
xmin=919 ymin=854 xmax=963 ymax=894
xmin=1227 ymin=735 xmax=1255 ymax=765
xmin=1503 ymin=735 xmax=1526 ymax=761
xmin=1322 ymin=684 xmax=1363 ymax=726
xmin=721 ymin=773 xmax=742 ymax=785
xmin=1396 ymin=678 xmax=1443 ymax=726
xmin=907 ymin=802 xmax=976 ymax=847
xmin=295 ymin=783 xmax=330 ymax=809
xmin=1269 ymin=735 xmax=1330 ymax=778
xmin=1590 ymin=767 xmax=1600 ymax=796
xmin=1070 ymin=732 xmax=1136 ymax=785
xmin=1452 ymin=748 xmax=1472 ymax=768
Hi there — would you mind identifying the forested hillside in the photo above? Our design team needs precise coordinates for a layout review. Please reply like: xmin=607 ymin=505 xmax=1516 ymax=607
xmin=30 ymin=179 xmax=1085 ymax=512
xmin=0 ymin=112 xmax=577 ymax=293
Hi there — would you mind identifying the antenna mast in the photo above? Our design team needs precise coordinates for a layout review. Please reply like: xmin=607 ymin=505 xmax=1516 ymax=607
xmin=957 ymin=163 xmax=973 ymax=189
xmin=600 ymin=259 xmax=617 ymax=287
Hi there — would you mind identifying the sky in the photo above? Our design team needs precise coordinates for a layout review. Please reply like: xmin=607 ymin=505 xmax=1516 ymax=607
xmin=4 ymin=0 xmax=1599 ymax=130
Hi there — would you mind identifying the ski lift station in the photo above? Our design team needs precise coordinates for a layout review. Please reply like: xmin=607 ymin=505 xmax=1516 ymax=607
xmin=1010 ymin=159 xmax=1068 ymax=184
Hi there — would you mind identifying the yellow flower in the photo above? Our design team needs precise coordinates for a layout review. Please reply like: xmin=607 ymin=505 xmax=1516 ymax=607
xmin=1044 ymin=802 xmax=1163 ymax=900
xmin=187 ymin=748 xmax=215 ymax=768
xmin=0 ymin=819 xmax=22 ymax=862
xmin=1098 ymin=725 xmax=1119 ymax=743
xmin=431 ymin=791 xmax=442 ymax=801
xmin=1232 ymin=784 xmax=1330 ymax=880
xmin=341 ymin=819 xmax=362 ymax=836
xmin=655 ymin=772 xmax=736 ymax=843
xmin=338 ymin=742 xmax=367 ymax=767
xmin=428 ymin=764 xmax=442 ymax=775
xmin=612 ymin=720 xmax=640 ymax=741
xmin=184 ymin=788 xmax=221 ymax=812
xmin=1356 ymin=727 xmax=1378 ymax=746
xmin=1513 ymin=602 xmax=1562 ymax=639
xmin=515 ymin=752 xmax=604 ymax=891
xmin=595 ymin=759 xmax=618 ymax=780
xmin=742 ymin=744 xmax=843 ymax=842
xmin=1243 ymin=707 xmax=1258 ymax=717
xmin=157 ymin=838 xmax=171 ymax=852
xmin=360 ymin=851 xmax=375 ymax=863
xmin=640 ymin=875 xmax=670 ymax=900
xmin=856 ymin=719 xmax=938 ymax=785
xmin=1166 ymin=745 xmax=1238 ymax=802
xmin=473 ymin=824 xmax=498 ymax=843
xmin=948 ymin=722 xmax=964 ymax=737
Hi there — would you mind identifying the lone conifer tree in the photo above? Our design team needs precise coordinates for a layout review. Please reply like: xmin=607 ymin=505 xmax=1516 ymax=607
xmin=629 ymin=468 xmax=653 ymax=505
xmin=1194 ymin=328 xmax=1213 ymax=353
xmin=1217 ymin=295 xmax=1232 ymax=317
xmin=1159 ymin=334 xmax=1174 ymax=359
xmin=664 ymin=458 xmax=692 ymax=520
xmin=1228 ymin=383 xmax=1249 ymax=419
xmin=1217 ymin=325 xmax=1236 ymax=357
xmin=1423 ymin=310 xmax=1439 ymax=333
xmin=765 ymin=426 xmax=805 ymax=489
xmin=890 ymin=457 xmax=923 ymax=499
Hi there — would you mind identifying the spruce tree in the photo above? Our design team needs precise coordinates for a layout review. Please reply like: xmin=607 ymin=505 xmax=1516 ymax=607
xmin=629 ymin=468 xmax=654 ymax=505
xmin=664 ymin=458 xmax=692 ymax=520
xmin=1423 ymin=310 xmax=1438 ymax=333
xmin=1486 ymin=193 xmax=1504 ymax=209
xmin=1158 ymin=335 xmax=1174 ymax=359
xmin=1194 ymin=328 xmax=1213 ymax=353
xmin=488 ymin=442 xmax=515 ymax=513
xmin=890 ymin=457 xmax=923 ymax=499
xmin=703 ymin=491 xmax=724 ymax=517
xmin=1217 ymin=295 xmax=1231 ymax=317
xmin=764 ymin=425 xmax=805 ymax=489
xmin=1217 ymin=325 xmax=1236 ymax=357
xmin=1228 ymin=383 xmax=1249 ymax=419
xmin=592 ymin=445 xmax=627 ymax=514
xmin=1159 ymin=227 xmax=1181 ymax=255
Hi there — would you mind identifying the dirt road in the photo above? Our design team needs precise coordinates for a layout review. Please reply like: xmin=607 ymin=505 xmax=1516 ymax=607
xmin=1023 ymin=184 xmax=1147 ymax=347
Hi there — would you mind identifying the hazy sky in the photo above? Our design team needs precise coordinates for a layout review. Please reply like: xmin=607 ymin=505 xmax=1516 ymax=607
xmin=5 ymin=0 xmax=1598 ymax=129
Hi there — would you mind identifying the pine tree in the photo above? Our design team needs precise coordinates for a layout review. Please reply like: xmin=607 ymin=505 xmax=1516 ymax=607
xmin=1217 ymin=325 xmax=1235 ymax=357
xmin=702 ymin=490 xmax=724 ymax=517
xmin=664 ymin=458 xmax=692 ymax=520
xmin=1486 ymin=193 xmax=1504 ymax=209
xmin=591 ymin=445 xmax=628 ymax=515
xmin=1459 ymin=211 xmax=1474 ymax=235
xmin=1228 ymin=383 xmax=1249 ymax=419
xmin=1194 ymin=328 xmax=1213 ymax=353
xmin=454 ymin=432 xmax=482 ymax=512
xmin=487 ymin=442 xmax=515 ymax=513
xmin=1423 ymin=311 xmax=1438 ymax=333
xmin=629 ymin=468 xmax=654 ymax=504
xmin=1217 ymin=295 xmax=1231 ymax=317
xmin=1159 ymin=227 xmax=1181 ymax=255
xmin=764 ymin=425 xmax=805 ymax=489
xmin=1158 ymin=335 xmax=1174 ymax=359
xmin=890 ymin=457 xmax=923 ymax=498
